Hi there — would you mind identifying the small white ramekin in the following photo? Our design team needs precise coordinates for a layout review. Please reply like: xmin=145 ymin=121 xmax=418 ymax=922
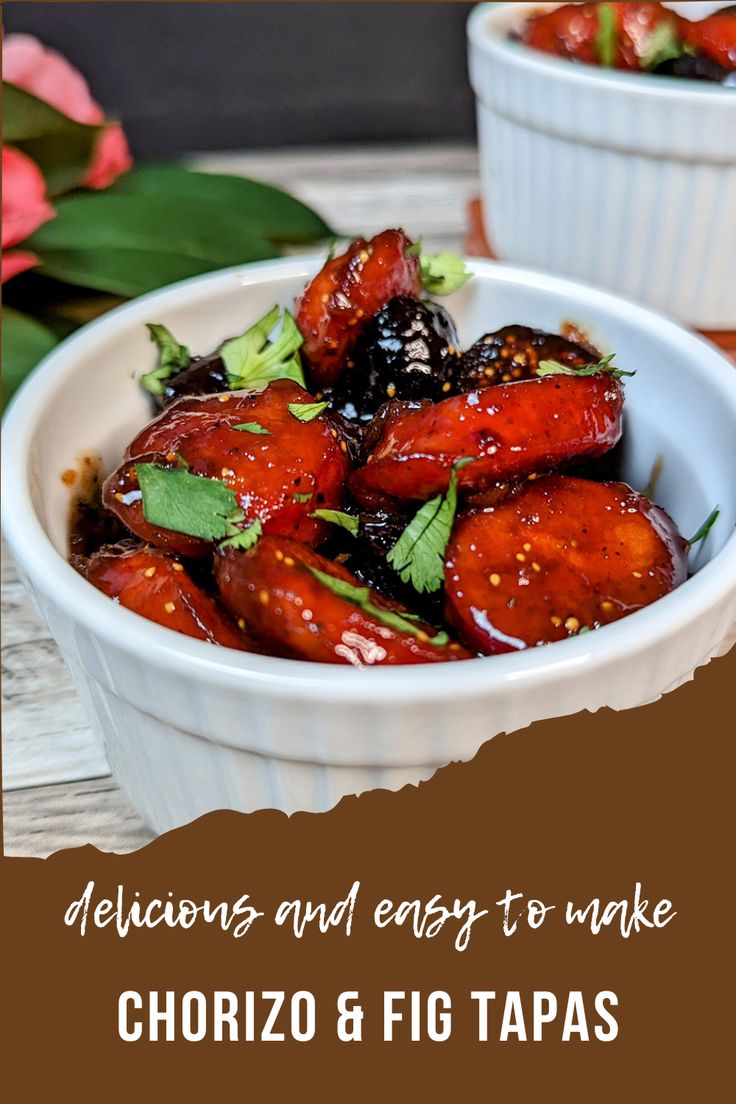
xmin=468 ymin=2 xmax=736 ymax=329
xmin=3 ymin=257 xmax=736 ymax=835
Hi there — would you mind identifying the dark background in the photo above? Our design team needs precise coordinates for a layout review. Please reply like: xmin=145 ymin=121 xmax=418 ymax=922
xmin=4 ymin=1 xmax=477 ymax=156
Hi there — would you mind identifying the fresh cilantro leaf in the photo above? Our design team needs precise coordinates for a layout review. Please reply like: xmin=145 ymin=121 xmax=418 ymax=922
xmin=595 ymin=3 xmax=618 ymax=67
xmin=220 ymin=305 xmax=305 ymax=391
xmin=310 ymin=509 xmax=360 ymax=536
xmin=404 ymin=239 xmax=422 ymax=257
xmin=641 ymin=22 xmax=687 ymax=70
xmin=235 ymin=422 xmax=271 ymax=435
xmin=688 ymin=507 xmax=720 ymax=546
xmin=419 ymin=251 xmax=471 ymax=296
xmin=292 ymin=492 xmax=312 ymax=503
xmin=220 ymin=518 xmax=263 ymax=551
xmin=136 ymin=463 xmax=244 ymax=541
xmin=287 ymin=401 xmax=329 ymax=423
xmin=387 ymin=458 xmax=474 ymax=594
xmin=306 ymin=566 xmax=448 ymax=647
xmin=536 ymin=354 xmax=635 ymax=380
xmin=141 ymin=323 xmax=191 ymax=395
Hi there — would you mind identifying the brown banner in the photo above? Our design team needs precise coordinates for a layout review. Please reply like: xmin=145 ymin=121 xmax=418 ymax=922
xmin=1 ymin=647 xmax=733 ymax=1099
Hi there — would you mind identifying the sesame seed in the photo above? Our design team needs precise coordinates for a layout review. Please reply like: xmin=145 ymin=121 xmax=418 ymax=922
xmin=144 ymin=566 xmax=157 ymax=577
xmin=166 ymin=452 xmax=177 ymax=462
xmin=275 ymin=549 xmax=284 ymax=561
xmin=258 ymin=590 xmax=270 ymax=606
xmin=550 ymin=615 xmax=563 ymax=627
xmin=359 ymin=250 xmax=370 ymax=263
xmin=339 ymin=440 xmax=348 ymax=453
xmin=321 ymin=293 xmax=329 ymax=303
xmin=218 ymin=395 xmax=231 ymax=403
xmin=490 ymin=573 xmax=501 ymax=587
xmin=115 ymin=492 xmax=124 ymax=502
xmin=632 ymin=570 xmax=643 ymax=578
xmin=515 ymin=552 xmax=526 ymax=563
xmin=522 ymin=542 xmax=532 ymax=552
xmin=601 ymin=600 xmax=614 ymax=612
xmin=164 ymin=602 xmax=176 ymax=614
xmin=237 ymin=618 xmax=246 ymax=630
xmin=386 ymin=384 xmax=397 ymax=399
xmin=441 ymin=381 xmax=451 ymax=393
xmin=531 ymin=562 xmax=541 ymax=572
xmin=415 ymin=630 xmax=429 ymax=642
xmin=565 ymin=616 xmax=580 ymax=632
xmin=570 ymin=539 xmax=578 ymax=548
xmin=172 ymin=562 xmax=184 ymax=573
xmin=284 ymin=556 xmax=295 ymax=566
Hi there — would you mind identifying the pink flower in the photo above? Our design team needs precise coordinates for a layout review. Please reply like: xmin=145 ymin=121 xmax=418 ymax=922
xmin=2 ymin=34 xmax=132 ymax=189
xmin=2 ymin=146 xmax=55 ymax=282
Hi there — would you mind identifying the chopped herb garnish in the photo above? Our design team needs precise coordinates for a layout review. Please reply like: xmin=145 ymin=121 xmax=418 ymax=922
xmin=387 ymin=457 xmax=474 ymax=594
xmin=136 ymin=463 xmax=245 ymax=540
xmin=404 ymin=239 xmax=422 ymax=257
xmin=220 ymin=519 xmax=263 ymax=551
xmin=536 ymin=353 xmax=635 ymax=380
xmin=235 ymin=422 xmax=271 ymax=435
xmin=418 ymin=250 xmax=471 ymax=296
xmin=141 ymin=323 xmax=191 ymax=395
xmin=310 ymin=509 xmax=360 ymax=536
xmin=306 ymin=566 xmax=448 ymax=647
xmin=595 ymin=3 xmax=618 ymax=67
xmin=292 ymin=492 xmax=312 ymax=503
xmin=641 ymin=22 xmax=687 ymax=70
xmin=220 ymin=305 xmax=305 ymax=391
xmin=688 ymin=507 xmax=720 ymax=546
xmin=287 ymin=400 xmax=329 ymax=423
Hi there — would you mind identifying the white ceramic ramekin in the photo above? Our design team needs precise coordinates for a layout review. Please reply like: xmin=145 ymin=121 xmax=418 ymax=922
xmin=468 ymin=2 xmax=736 ymax=329
xmin=3 ymin=257 xmax=736 ymax=835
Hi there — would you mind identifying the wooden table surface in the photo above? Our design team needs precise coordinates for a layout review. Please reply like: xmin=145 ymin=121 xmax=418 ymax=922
xmin=2 ymin=143 xmax=480 ymax=857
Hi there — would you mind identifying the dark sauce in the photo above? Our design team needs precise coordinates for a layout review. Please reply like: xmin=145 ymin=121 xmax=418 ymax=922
xmin=67 ymin=455 xmax=127 ymax=562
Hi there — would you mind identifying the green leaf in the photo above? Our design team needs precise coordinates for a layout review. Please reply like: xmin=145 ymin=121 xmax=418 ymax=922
xmin=595 ymin=3 xmax=618 ymax=67
xmin=235 ymin=422 xmax=271 ymax=435
xmin=306 ymin=566 xmax=449 ymax=647
xmin=110 ymin=165 xmax=333 ymax=243
xmin=27 ymin=193 xmax=278 ymax=296
xmin=141 ymin=323 xmax=191 ymax=395
xmin=292 ymin=492 xmax=312 ymax=503
xmin=220 ymin=306 xmax=305 ymax=391
xmin=1 ymin=308 xmax=59 ymax=408
xmin=310 ymin=509 xmax=360 ymax=536
xmin=419 ymin=252 xmax=471 ymax=296
xmin=3 ymin=83 xmax=103 ymax=195
xmin=536 ymin=354 xmax=634 ymax=380
xmin=688 ymin=507 xmax=720 ymax=546
xmin=136 ymin=463 xmax=244 ymax=540
xmin=387 ymin=458 xmax=474 ymax=594
xmin=640 ymin=22 xmax=687 ymax=70
xmin=287 ymin=400 xmax=329 ymax=423
xmin=220 ymin=519 xmax=263 ymax=551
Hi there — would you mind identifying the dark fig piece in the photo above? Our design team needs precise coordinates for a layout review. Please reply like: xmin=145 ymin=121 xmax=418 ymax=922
xmin=457 ymin=324 xmax=596 ymax=392
xmin=333 ymin=296 xmax=461 ymax=420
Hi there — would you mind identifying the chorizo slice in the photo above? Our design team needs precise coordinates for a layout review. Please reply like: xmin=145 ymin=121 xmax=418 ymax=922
xmin=444 ymin=475 xmax=689 ymax=654
xmin=215 ymin=536 xmax=471 ymax=666
xmin=350 ymin=373 xmax=624 ymax=506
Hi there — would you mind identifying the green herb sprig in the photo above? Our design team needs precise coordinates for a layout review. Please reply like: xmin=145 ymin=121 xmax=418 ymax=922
xmin=310 ymin=509 xmax=360 ymax=536
xmin=221 ymin=305 xmax=305 ymax=391
xmin=688 ymin=507 xmax=720 ymax=546
xmin=595 ymin=3 xmax=618 ymax=67
xmin=235 ymin=422 xmax=271 ymax=435
xmin=287 ymin=400 xmax=329 ymax=423
xmin=536 ymin=354 xmax=634 ymax=381
xmin=307 ymin=566 xmax=449 ymax=647
xmin=387 ymin=458 xmax=474 ymax=594
xmin=141 ymin=324 xmax=191 ymax=395
xmin=220 ymin=519 xmax=263 ymax=551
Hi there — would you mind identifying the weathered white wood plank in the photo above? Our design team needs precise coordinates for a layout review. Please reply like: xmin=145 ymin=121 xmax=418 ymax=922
xmin=3 ymin=778 xmax=154 ymax=858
